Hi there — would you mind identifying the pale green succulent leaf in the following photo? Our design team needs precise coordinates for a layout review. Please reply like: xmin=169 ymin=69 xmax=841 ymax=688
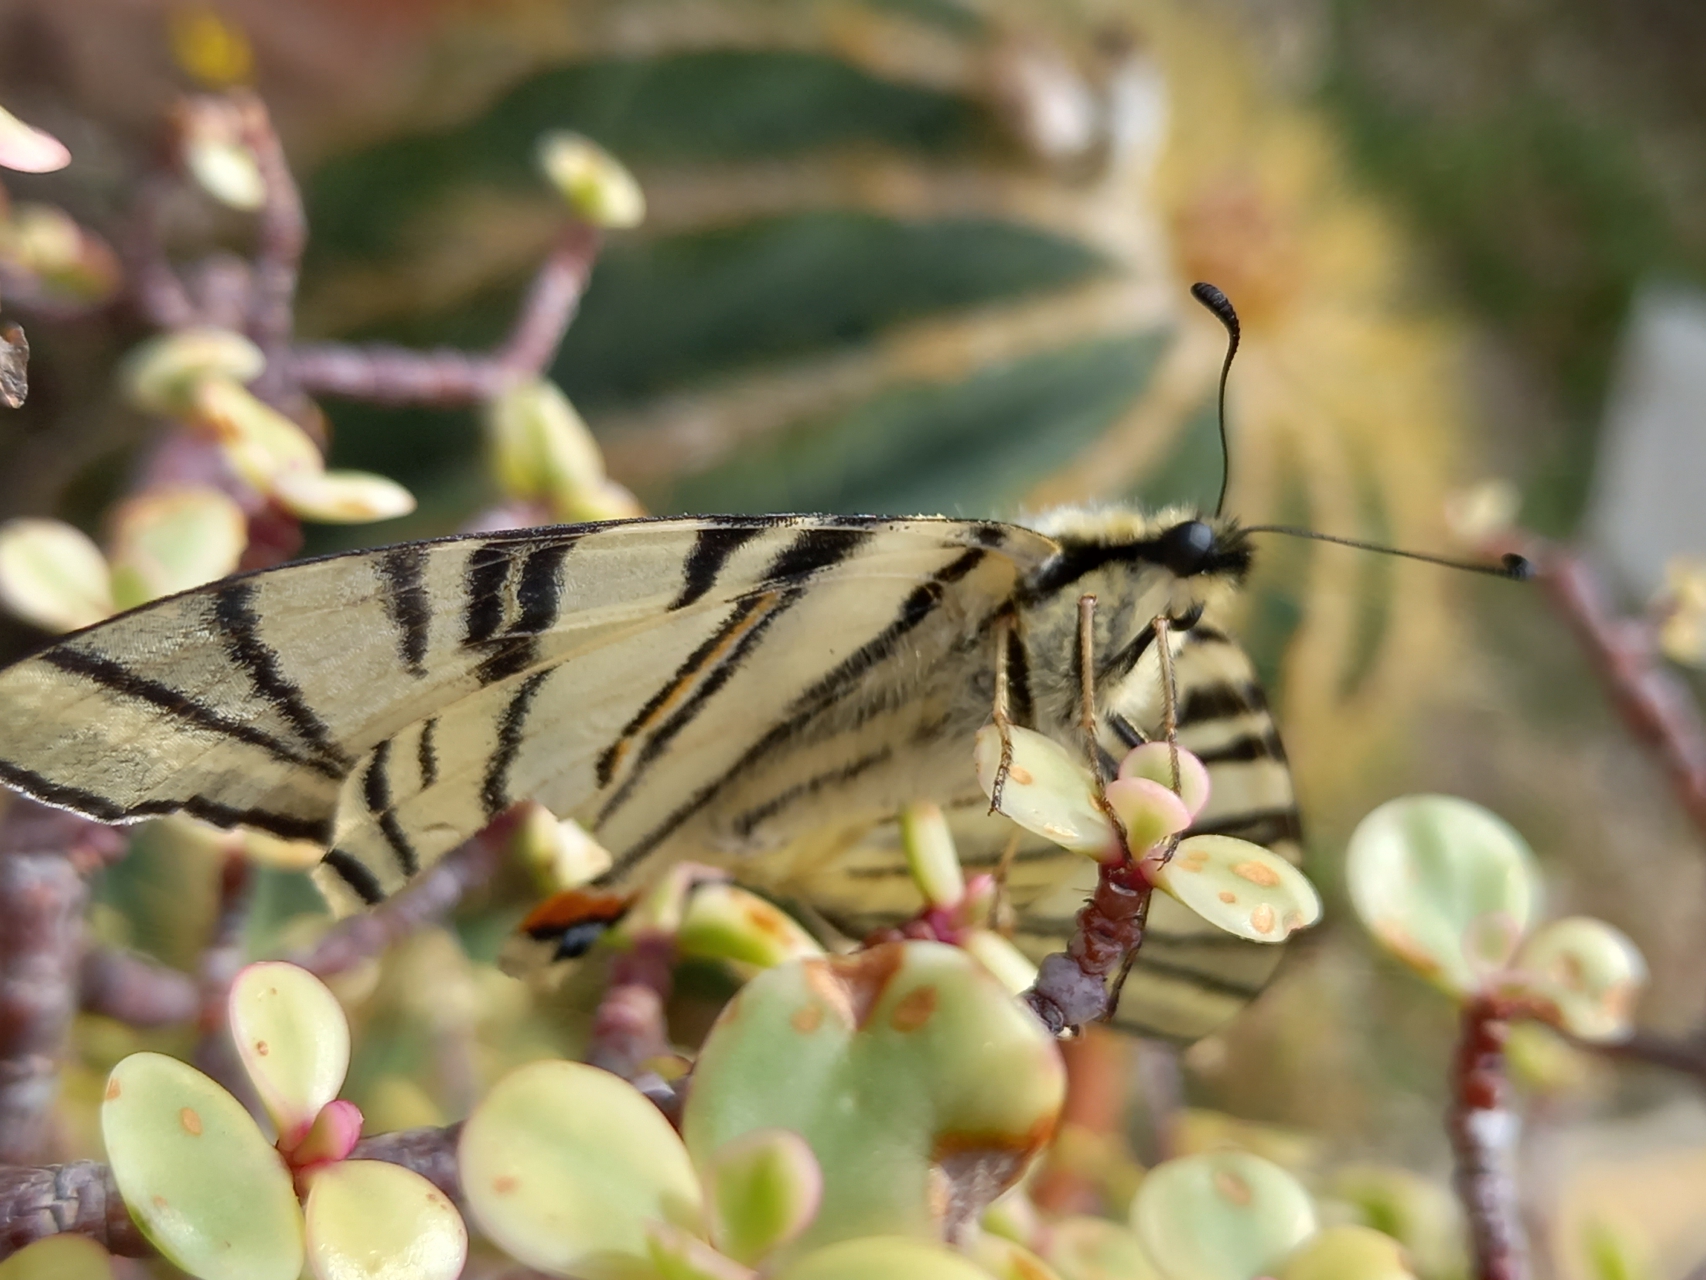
xmin=120 ymin=329 xmax=264 ymax=415
xmin=704 ymin=1129 xmax=822 ymax=1265
xmin=974 ymin=724 xmax=1113 ymax=855
xmin=1131 ymin=1151 xmax=1317 ymax=1280
xmin=1345 ymin=796 xmax=1540 ymax=996
xmin=1150 ymin=836 xmax=1321 ymax=944
xmin=107 ymin=487 xmax=248 ymax=609
xmin=1043 ymin=1216 xmax=1162 ymax=1280
xmin=101 ymin=1051 xmax=303 ymax=1280
xmin=1512 ymin=916 xmax=1648 ymax=1043
xmin=0 ymin=517 xmax=113 ymax=632
xmin=302 ymin=1159 xmax=467 ymax=1280
xmin=228 ymin=961 xmax=352 ymax=1147
xmin=683 ymin=941 xmax=1064 ymax=1257
xmin=1275 ymin=1225 xmax=1417 ymax=1280
xmin=0 ymin=1234 xmax=115 ymax=1280
xmin=771 ymin=1237 xmax=998 ymax=1280
xmin=271 ymin=469 xmax=417 ymax=524
xmin=458 ymin=1059 xmax=703 ymax=1279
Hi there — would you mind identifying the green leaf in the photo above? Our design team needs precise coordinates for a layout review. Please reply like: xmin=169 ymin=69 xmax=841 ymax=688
xmin=1130 ymin=1152 xmax=1316 ymax=1280
xmin=302 ymin=1159 xmax=467 ymax=1280
xmin=0 ymin=1235 xmax=115 ymax=1280
xmin=974 ymin=725 xmax=1113 ymax=856
xmin=101 ymin=1052 xmax=303 ymax=1280
xmin=0 ymin=517 xmax=112 ymax=632
xmin=1043 ymin=1216 xmax=1162 ymax=1280
xmin=107 ymin=487 xmax=248 ymax=609
xmin=1275 ymin=1225 xmax=1416 ymax=1280
xmin=771 ymin=1237 xmax=998 ymax=1280
xmin=120 ymin=329 xmax=264 ymax=415
xmin=1512 ymin=916 xmax=1647 ymax=1042
xmin=683 ymin=942 xmax=1064 ymax=1256
xmin=1149 ymin=836 xmax=1321 ymax=943
xmin=228 ymin=961 xmax=352 ymax=1148
xmin=458 ymin=1059 xmax=703 ymax=1279
xmin=1345 ymin=795 xmax=1540 ymax=996
xmin=703 ymin=1129 xmax=822 ymax=1265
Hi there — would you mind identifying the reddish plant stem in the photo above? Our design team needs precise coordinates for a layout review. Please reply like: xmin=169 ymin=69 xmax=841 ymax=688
xmin=1451 ymin=997 xmax=1527 ymax=1280
xmin=286 ymin=221 xmax=601 ymax=407
xmin=587 ymin=933 xmax=677 ymax=1086
xmin=1527 ymin=541 xmax=1706 ymax=843
xmin=234 ymin=92 xmax=306 ymax=375
xmin=1025 ymin=857 xmax=1152 ymax=1035
xmin=0 ymin=804 xmax=126 ymax=1164
xmin=0 ymin=1122 xmax=463 ymax=1259
xmin=294 ymin=812 xmax=516 ymax=978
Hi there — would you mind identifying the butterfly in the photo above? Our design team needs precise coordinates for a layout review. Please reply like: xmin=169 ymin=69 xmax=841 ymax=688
xmin=0 ymin=498 xmax=1299 ymax=1043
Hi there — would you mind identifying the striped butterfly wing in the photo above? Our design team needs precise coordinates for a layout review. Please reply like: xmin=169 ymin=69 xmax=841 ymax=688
xmin=0 ymin=515 xmax=1057 ymax=913
xmin=798 ymin=622 xmax=1299 ymax=1045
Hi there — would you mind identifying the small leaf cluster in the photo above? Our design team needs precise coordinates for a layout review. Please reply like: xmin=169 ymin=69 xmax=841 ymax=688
xmin=1347 ymin=795 xmax=1646 ymax=1038
xmin=100 ymin=962 xmax=466 ymax=1280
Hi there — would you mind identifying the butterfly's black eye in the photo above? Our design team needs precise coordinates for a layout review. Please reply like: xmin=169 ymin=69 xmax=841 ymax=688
xmin=552 ymin=919 xmax=612 ymax=961
xmin=1156 ymin=520 xmax=1217 ymax=576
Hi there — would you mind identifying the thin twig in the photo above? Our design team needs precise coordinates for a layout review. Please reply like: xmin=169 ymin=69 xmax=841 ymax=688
xmin=1524 ymin=539 xmax=1706 ymax=843
xmin=293 ymin=814 xmax=515 ymax=979
xmin=77 ymin=949 xmax=198 ymax=1027
xmin=286 ymin=222 xmax=601 ymax=407
xmin=1450 ymin=997 xmax=1527 ymax=1280
xmin=0 ymin=1122 xmax=463 ymax=1259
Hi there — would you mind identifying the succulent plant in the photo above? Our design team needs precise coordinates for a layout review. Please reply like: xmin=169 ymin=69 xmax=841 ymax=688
xmin=100 ymin=962 xmax=467 ymax=1280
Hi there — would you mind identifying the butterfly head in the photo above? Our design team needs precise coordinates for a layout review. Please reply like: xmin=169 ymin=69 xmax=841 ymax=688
xmin=1020 ymin=504 xmax=1252 ymax=623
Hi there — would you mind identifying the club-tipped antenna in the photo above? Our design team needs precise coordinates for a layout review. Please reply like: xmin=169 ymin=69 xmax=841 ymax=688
xmin=1241 ymin=525 xmax=1532 ymax=580
xmin=1190 ymin=281 xmax=1240 ymax=518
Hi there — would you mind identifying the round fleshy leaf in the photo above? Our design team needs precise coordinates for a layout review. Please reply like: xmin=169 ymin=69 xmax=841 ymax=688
xmin=1105 ymin=778 xmax=1193 ymax=857
xmin=510 ymin=803 xmax=615 ymax=891
xmin=459 ymin=1059 xmax=702 ymax=1279
xmin=1044 ymin=1216 xmax=1161 ymax=1280
xmin=647 ymin=1221 xmax=759 ymax=1280
xmin=302 ymin=1159 xmax=466 ymax=1280
xmin=0 ymin=518 xmax=112 ymax=631
xmin=683 ymin=941 xmax=1065 ymax=1256
xmin=1275 ymin=1225 xmax=1416 ymax=1280
xmin=969 ymin=1234 xmax=1065 ymax=1280
xmin=772 ymin=1237 xmax=997 ymax=1280
xmin=107 ymin=487 xmax=247 ymax=608
xmin=191 ymin=378 xmax=323 ymax=487
xmin=290 ymin=1099 xmax=364 ymax=1172
xmin=101 ymin=1051 xmax=303 ymax=1280
xmin=1149 ymin=836 xmax=1321 ymax=943
xmin=974 ymin=724 xmax=1115 ymax=855
xmin=121 ymin=329 xmax=265 ymax=415
xmin=704 ymin=1129 xmax=822 ymax=1265
xmin=1345 ymin=796 xmax=1540 ymax=995
xmin=486 ymin=378 xmax=606 ymax=513
xmin=537 ymin=132 xmax=646 ymax=227
xmin=1131 ymin=1151 xmax=1317 ymax=1280
xmin=271 ymin=469 xmax=416 ymax=524
xmin=228 ymin=962 xmax=351 ymax=1147
xmin=679 ymin=882 xmax=826 ymax=971
xmin=0 ymin=104 xmax=70 ymax=172
xmin=900 ymin=802 xmax=965 ymax=909
xmin=0 ymin=1234 xmax=115 ymax=1280
xmin=1118 ymin=744 xmax=1210 ymax=817
xmin=1512 ymin=916 xmax=1648 ymax=1042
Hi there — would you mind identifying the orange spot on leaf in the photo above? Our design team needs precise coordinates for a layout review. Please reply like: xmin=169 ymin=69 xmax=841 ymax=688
xmin=180 ymin=1107 xmax=203 ymax=1136
xmin=791 ymin=1003 xmax=824 ymax=1034
xmin=1008 ymin=766 xmax=1033 ymax=786
xmin=255 ymin=1040 xmax=269 ymax=1056
xmin=890 ymin=984 xmax=939 ymax=1032
xmin=493 ymin=1175 xmax=517 ymax=1195
xmin=1250 ymin=904 xmax=1276 ymax=935
xmin=105 ymin=1078 xmax=121 ymax=1101
xmin=1212 ymin=1168 xmax=1253 ymax=1205
xmin=1232 ymin=859 xmax=1281 ymax=887
xmin=1218 ymin=890 xmax=1237 ymax=904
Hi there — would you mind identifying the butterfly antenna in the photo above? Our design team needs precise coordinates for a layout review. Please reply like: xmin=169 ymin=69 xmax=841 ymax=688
xmin=1241 ymin=525 xmax=1533 ymax=580
xmin=1190 ymin=281 xmax=1240 ymax=518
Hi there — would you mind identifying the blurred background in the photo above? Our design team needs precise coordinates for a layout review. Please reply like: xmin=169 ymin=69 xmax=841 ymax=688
xmin=0 ymin=1 xmax=1703 ymax=1276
